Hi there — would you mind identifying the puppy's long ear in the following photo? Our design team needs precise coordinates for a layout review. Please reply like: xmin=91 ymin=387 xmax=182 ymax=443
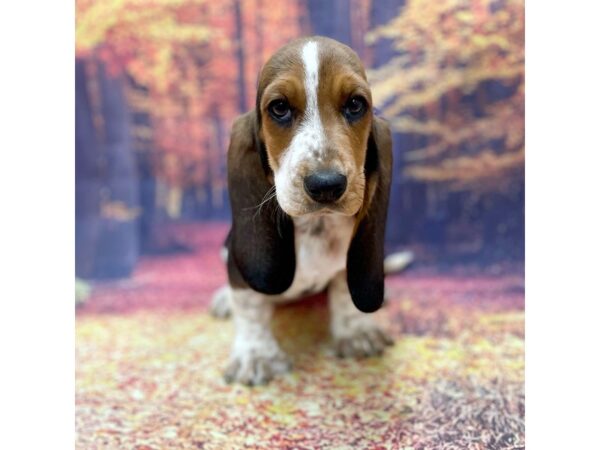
xmin=346 ymin=116 xmax=393 ymax=313
xmin=226 ymin=110 xmax=296 ymax=295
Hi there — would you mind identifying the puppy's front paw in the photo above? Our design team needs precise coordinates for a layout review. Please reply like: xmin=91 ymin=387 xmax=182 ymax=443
xmin=334 ymin=327 xmax=394 ymax=359
xmin=224 ymin=344 xmax=292 ymax=386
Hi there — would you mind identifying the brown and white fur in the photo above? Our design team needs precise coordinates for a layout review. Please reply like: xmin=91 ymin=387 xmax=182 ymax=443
xmin=213 ymin=36 xmax=397 ymax=386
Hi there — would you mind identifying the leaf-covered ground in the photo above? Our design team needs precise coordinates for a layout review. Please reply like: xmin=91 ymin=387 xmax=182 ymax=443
xmin=76 ymin=223 xmax=524 ymax=449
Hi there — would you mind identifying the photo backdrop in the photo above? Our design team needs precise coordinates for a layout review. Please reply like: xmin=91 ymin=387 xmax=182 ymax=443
xmin=76 ymin=0 xmax=524 ymax=279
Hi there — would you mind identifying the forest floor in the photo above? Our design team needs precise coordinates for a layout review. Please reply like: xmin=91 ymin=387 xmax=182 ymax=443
xmin=76 ymin=223 xmax=524 ymax=450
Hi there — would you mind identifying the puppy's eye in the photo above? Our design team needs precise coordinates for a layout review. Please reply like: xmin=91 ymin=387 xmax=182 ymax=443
xmin=268 ymin=99 xmax=292 ymax=123
xmin=343 ymin=96 xmax=367 ymax=122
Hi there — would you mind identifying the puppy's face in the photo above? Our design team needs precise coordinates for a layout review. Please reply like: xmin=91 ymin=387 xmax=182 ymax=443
xmin=257 ymin=38 xmax=373 ymax=217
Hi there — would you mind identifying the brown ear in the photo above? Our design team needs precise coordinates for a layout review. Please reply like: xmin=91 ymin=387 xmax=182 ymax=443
xmin=346 ymin=116 xmax=393 ymax=313
xmin=226 ymin=110 xmax=296 ymax=295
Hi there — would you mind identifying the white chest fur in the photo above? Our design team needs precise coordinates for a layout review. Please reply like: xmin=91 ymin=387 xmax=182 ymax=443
xmin=279 ymin=214 xmax=354 ymax=300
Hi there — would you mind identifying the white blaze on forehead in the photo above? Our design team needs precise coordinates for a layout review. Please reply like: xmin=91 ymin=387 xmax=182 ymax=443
xmin=274 ymin=41 xmax=327 ymax=213
xmin=301 ymin=41 xmax=323 ymax=139
xmin=299 ymin=41 xmax=326 ymax=156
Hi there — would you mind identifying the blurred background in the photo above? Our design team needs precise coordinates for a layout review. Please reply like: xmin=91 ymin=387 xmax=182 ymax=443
xmin=76 ymin=0 xmax=524 ymax=280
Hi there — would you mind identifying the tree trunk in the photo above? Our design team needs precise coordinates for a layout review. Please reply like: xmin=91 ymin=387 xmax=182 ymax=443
xmin=234 ymin=0 xmax=247 ymax=113
xmin=75 ymin=58 xmax=140 ymax=279
xmin=75 ymin=58 xmax=101 ymax=278
xmin=306 ymin=0 xmax=352 ymax=45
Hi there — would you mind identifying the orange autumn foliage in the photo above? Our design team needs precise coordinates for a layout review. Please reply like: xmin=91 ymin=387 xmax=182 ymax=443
xmin=76 ymin=0 xmax=304 ymax=211
xmin=367 ymin=0 xmax=524 ymax=191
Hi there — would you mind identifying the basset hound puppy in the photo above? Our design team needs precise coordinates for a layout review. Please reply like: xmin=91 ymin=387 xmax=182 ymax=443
xmin=212 ymin=36 xmax=394 ymax=385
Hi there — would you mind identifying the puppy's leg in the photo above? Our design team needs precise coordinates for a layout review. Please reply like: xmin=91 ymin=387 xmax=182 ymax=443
xmin=210 ymin=284 xmax=232 ymax=319
xmin=211 ymin=245 xmax=233 ymax=318
xmin=328 ymin=271 xmax=394 ymax=358
xmin=224 ymin=289 xmax=291 ymax=385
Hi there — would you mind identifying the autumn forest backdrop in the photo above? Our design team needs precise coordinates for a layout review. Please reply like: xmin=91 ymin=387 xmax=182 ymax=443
xmin=75 ymin=0 xmax=524 ymax=279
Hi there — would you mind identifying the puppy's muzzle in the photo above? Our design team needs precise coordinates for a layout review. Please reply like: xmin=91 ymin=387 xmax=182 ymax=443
xmin=303 ymin=170 xmax=347 ymax=204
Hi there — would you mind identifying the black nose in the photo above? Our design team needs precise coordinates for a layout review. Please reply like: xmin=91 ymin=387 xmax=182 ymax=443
xmin=303 ymin=171 xmax=347 ymax=203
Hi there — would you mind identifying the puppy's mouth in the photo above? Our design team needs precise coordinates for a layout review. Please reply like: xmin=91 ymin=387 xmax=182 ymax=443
xmin=276 ymin=193 xmax=359 ymax=218
xmin=296 ymin=203 xmax=342 ymax=217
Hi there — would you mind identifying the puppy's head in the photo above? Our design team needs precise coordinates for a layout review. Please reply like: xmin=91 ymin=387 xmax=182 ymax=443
xmin=227 ymin=37 xmax=392 ymax=313
xmin=257 ymin=37 xmax=372 ymax=217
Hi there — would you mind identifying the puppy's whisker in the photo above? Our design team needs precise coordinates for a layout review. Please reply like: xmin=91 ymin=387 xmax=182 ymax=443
xmin=243 ymin=186 xmax=276 ymax=213
xmin=249 ymin=186 xmax=278 ymax=220
xmin=275 ymin=204 xmax=287 ymax=238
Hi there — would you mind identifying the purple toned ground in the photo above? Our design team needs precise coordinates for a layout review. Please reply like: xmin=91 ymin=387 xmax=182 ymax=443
xmin=76 ymin=223 xmax=524 ymax=449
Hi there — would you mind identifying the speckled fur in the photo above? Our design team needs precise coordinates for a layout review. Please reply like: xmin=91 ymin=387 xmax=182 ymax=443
xmin=218 ymin=214 xmax=392 ymax=385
